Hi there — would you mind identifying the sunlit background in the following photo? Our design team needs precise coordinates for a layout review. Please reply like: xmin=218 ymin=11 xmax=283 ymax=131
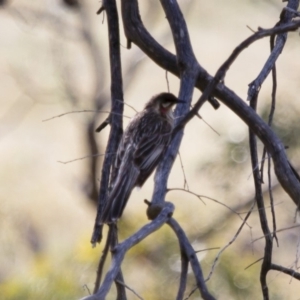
xmin=1 ymin=0 xmax=300 ymax=299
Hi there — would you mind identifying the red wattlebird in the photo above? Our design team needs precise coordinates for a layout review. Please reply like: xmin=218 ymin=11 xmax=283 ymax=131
xmin=100 ymin=92 xmax=183 ymax=223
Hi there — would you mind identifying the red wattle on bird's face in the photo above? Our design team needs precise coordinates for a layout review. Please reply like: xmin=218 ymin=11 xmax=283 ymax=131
xmin=160 ymin=106 xmax=168 ymax=115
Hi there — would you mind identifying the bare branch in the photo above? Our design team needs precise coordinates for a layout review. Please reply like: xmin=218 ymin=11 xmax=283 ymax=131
xmin=111 ymin=226 xmax=127 ymax=300
xmin=121 ymin=0 xmax=300 ymax=208
xmin=165 ymin=70 xmax=170 ymax=93
xmin=245 ymin=257 xmax=264 ymax=271
xmin=120 ymin=0 xmax=220 ymax=110
xmin=193 ymin=113 xmax=220 ymax=136
xmin=167 ymin=218 xmax=216 ymax=300
xmin=176 ymin=234 xmax=188 ymax=300
xmin=91 ymin=0 xmax=124 ymax=245
xmin=271 ymin=264 xmax=300 ymax=280
xmin=95 ymin=116 xmax=110 ymax=133
xmin=195 ymin=247 xmax=220 ymax=253
xmin=85 ymin=1 xmax=300 ymax=299
xmin=177 ymin=152 xmax=189 ymax=190
xmin=268 ymin=154 xmax=278 ymax=246
xmin=93 ymin=227 xmax=113 ymax=293
xmin=57 ymin=153 xmax=110 ymax=165
xmin=167 ymin=188 xmax=248 ymax=222
xmin=247 ymin=0 xmax=299 ymax=100
xmin=117 ymin=99 xmax=138 ymax=113
xmin=249 ymin=90 xmax=272 ymax=298
xmin=91 ymin=202 xmax=175 ymax=300
xmin=150 ymin=0 xmax=200 ymax=206
xmin=251 ymin=224 xmax=300 ymax=244
xmin=205 ymin=201 xmax=255 ymax=282
xmin=259 ymin=31 xmax=277 ymax=183
xmin=175 ymin=21 xmax=300 ymax=132
xmin=114 ymin=279 xmax=144 ymax=300
xmin=42 ymin=110 xmax=129 ymax=122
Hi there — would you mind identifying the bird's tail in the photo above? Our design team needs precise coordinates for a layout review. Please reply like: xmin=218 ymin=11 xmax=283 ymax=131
xmin=100 ymin=166 xmax=139 ymax=223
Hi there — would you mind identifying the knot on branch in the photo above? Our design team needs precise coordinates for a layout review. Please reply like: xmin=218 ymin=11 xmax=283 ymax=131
xmin=95 ymin=115 xmax=111 ymax=132
xmin=144 ymin=199 xmax=174 ymax=220
xmin=247 ymin=82 xmax=261 ymax=101
xmin=96 ymin=5 xmax=105 ymax=15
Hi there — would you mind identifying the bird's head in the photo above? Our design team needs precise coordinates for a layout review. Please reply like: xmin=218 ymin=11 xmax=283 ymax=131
xmin=145 ymin=93 xmax=184 ymax=117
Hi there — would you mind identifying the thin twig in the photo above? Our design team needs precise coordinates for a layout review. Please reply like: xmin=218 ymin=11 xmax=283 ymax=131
xmin=184 ymin=286 xmax=198 ymax=300
xmin=115 ymin=280 xmax=144 ymax=300
xmin=177 ymin=152 xmax=189 ymax=190
xmin=250 ymin=146 xmax=288 ymax=181
xmin=95 ymin=116 xmax=110 ymax=132
xmin=293 ymin=233 xmax=300 ymax=271
xmin=165 ymin=70 xmax=170 ymax=93
xmin=42 ymin=110 xmax=130 ymax=122
xmin=205 ymin=201 xmax=255 ymax=282
xmin=268 ymin=153 xmax=278 ymax=246
xmin=246 ymin=25 xmax=256 ymax=33
xmin=191 ymin=106 xmax=220 ymax=136
xmin=57 ymin=153 xmax=114 ymax=164
xmin=259 ymin=31 xmax=277 ymax=184
xmin=167 ymin=188 xmax=247 ymax=222
xmin=244 ymin=257 xmax=264 ymax=271
xmin=195 ymin=247 xmax=220 ymax=253
xmin=251 ymin=224 xmax=300 ymax=244
xmin=83 ymin=284 xmax=92 ymax=295
xmin=287 ymin=232 xmax=300 ymax=283
xmin=97 ymin=6 xmax=105 ymax=15
xmin=199 ymin=117 xmax=220 ymax=136
xmin=238 ymin=200 xmax=284 ymax=215
xmin=116 ymin=99 xmax=138 ymax=113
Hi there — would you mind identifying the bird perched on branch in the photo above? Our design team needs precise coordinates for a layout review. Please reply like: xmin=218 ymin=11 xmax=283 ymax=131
xmin=100 ymin=92 xmax=183 ymax=224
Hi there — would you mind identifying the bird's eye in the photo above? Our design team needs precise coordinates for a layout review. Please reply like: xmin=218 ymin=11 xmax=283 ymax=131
xmin=161 ymin=101 xmax=170 ymax=108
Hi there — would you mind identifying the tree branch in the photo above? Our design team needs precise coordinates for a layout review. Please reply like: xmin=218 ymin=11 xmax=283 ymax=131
xmin=249 ymin=93 xmax=272 ymax=299
xmin=176 ymin=247 xmax=188 ymax=300
xmin=150 ymin=0 xmax=199 ymax=206
xmin=91 ymin=0 xmax=124 ymax=245
xmin=93 ymin=226 xmax=113 ymax=293
xmin=111 ymin=226 xmax=127 ymax=300
xmin=167 ymin=218 xmax=216 ymax=300
xmin=247 ymin=0 xmax=300 ymax=100
xmin=89 ymin=202 xmax=175 ymax=300
xmin=120 ymin=0 xmax=300 ymax=208
xmin=271 ymin=263 xmax=300 ymax=280
xmin=86 ymin=2 xmax=300 ymax=299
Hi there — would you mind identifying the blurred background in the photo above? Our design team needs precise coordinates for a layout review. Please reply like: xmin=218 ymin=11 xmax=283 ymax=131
xmin=1 ymin=0 xmax=300 ymax=299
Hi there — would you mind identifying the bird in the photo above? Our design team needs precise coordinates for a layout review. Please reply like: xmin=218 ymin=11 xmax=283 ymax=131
xmin=100 ymin=92 xmax=183 ymax=224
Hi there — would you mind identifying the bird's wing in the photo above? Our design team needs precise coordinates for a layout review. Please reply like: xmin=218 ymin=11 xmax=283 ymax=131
xmin=134 ymin=129 xmax=171 ymax=174
xmin=100 ymin=145 xmax=139 ymax=223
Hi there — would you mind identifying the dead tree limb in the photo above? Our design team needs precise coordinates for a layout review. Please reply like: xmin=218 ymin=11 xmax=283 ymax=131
xmin=91 ymin=0 xmax=124 ymax=245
